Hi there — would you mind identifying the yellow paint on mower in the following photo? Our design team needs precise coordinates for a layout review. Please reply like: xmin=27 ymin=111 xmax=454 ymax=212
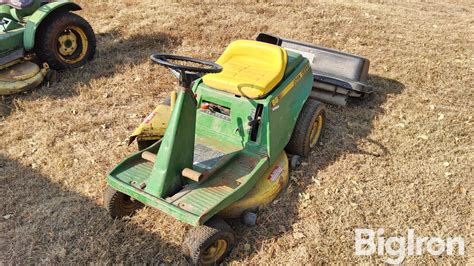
xmin=200 ymin=239 xmax=228 ymax=265
xmin=129 ymin=104 xmax=172 ymax=144
xmin=0 ymin=61 xmax=49 ymax=95
xmin=129 ymin=91 xmax=176 ymax=145
xmin=57 ymin=26 xmax=89 ymax=64
xmin=220 ymin=151 xmax=289 ymax=218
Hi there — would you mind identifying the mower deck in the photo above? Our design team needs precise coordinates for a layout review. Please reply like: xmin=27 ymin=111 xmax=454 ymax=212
xmin=108 ymin=138 xmax=269 ymax=226
xmin=0 ymin=61 xmax=48 ymax=95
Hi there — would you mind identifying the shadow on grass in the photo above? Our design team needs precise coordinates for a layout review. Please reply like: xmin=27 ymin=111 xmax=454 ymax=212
xmin=0 ymin=30 xmax=181 ymax=119
xmin=228 ymin=75 xmax=405 ymax=262
xmin=0 ymin=154 xmax=184 ymax=263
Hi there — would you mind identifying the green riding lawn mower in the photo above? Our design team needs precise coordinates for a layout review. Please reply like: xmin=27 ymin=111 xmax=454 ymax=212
xmin=103 ymin=34 xmax=372 ymax=264
xmin=0 ymin=0 xmax=95 ymax=95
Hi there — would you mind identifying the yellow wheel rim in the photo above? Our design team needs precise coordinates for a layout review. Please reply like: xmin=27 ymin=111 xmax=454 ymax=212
xmin=57 ymin=26 xmax=89 ymax=64
xmin=58 ymin=31 xmax=77 ymax=56
xmin=309 ymin=114 xmax=324 ymax=148
xmin=200 ymin=239 xmax=227 ymax=264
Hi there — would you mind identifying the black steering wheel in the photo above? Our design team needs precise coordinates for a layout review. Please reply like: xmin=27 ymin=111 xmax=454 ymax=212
xmin=150 ymin=54 xmax=222 ymax=74
xmin=150 ymin=54 xmax=222 ymax=88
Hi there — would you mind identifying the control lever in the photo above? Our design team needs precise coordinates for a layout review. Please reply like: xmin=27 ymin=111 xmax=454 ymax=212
xmin=248 ymin=117 xmax=261 ymax=127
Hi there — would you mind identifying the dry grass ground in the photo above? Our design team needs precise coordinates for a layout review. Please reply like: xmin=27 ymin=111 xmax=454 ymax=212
xmin=0 ymin=0 xmax=472 ymax=264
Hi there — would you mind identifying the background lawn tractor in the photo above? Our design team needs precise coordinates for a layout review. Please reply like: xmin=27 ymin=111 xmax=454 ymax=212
xmin=104 ymin=40 xmax=327 ymax=264
xmin=0 ymin=0 xmax=95 ymax=95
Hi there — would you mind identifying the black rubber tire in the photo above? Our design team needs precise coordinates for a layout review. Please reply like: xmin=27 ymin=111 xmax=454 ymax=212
xmin=286 ymin=99 xmax=326 ymax=157
xmin=35 ymin=12 xmax=96 ymax=70
xmin=183 ymin=218 xmax=235 ymax=265
xmin=103 ymin=186 xmax=143 ymax=219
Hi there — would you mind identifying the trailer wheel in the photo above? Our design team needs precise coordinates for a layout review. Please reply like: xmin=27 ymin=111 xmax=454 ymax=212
xmin=35 ymin=12 xmax=96 ymax=70
xmin=103 ymin=186 xmax=143 ymax=219
xmin=286 ymin=99 xmax=326 ymax=157
xmin=183 ymin=218 xmax=235 ymax=265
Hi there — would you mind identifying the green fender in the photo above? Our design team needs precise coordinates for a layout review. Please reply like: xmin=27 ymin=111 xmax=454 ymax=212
xmin=23 ymin=1 xmax=81 ymax=51
xmin=0 ymin=5 xmax=13 ymax=20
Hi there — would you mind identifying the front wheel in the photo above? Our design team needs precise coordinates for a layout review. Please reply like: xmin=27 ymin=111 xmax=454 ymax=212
xmin=103 ymin=186 xmax=143 ymax=219
xmin=183 ymin=218 xmax=235 ymax=265
xmin=35 ymin=12 xmax=96 ymax=70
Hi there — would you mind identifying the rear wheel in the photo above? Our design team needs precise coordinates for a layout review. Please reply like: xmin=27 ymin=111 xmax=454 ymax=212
xmin=286 ymin=99 xmax=326 ymax=157
xmin=35 ymin=12 xmax=96 ymax=70
xmin=183 ymin=218 xmax=235 ymax=265
xmin=103 ymin=186 xmax=143 ymax=219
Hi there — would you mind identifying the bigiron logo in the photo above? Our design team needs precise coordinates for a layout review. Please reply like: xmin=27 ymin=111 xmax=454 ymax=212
xmin=355 ymin=228 xmax=465 ymax=264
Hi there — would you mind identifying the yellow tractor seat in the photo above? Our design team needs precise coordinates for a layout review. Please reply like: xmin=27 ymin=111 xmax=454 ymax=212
xmin=203 ymin=40 xmax=287 ymax=99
